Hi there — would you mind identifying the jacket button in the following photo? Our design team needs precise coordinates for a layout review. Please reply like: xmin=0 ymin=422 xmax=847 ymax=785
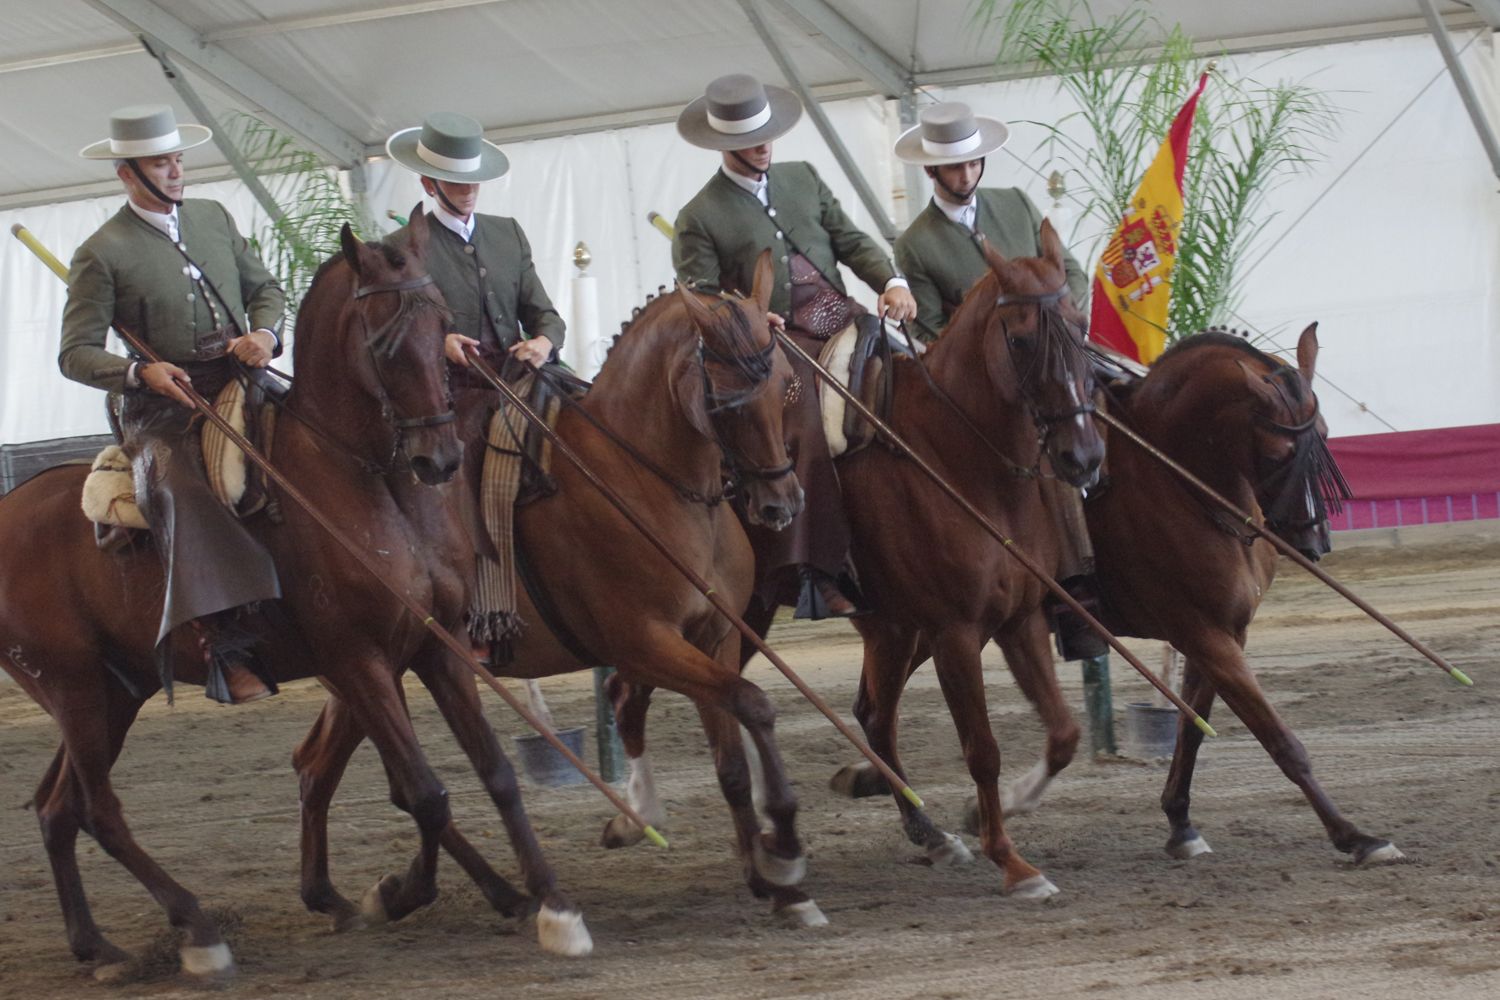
xmin=479 ymin=267 xmax=487 ymax=277
xmin=775 ymin=231 xmax=783 ymax=239
xmin=780 ymin=255 xmax=788 ymax=263
xmin=182 ymin=265 xmax=191 ymax=275
xmin=186 ymin=293 xmax=195 ymax=302
xmin=464 ymin=245 xmax=475 ymax=255
xmin=784 ymin=282 xmax=792 ymax=290
xmin=768 ymin=207 xmax=777 ymax=217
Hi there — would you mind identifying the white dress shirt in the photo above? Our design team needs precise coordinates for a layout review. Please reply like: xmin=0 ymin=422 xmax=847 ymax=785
xmin=934 ymin=195 xmax=979 ymax=232
xmin=430 ymin=199 xmax=476 ymax=242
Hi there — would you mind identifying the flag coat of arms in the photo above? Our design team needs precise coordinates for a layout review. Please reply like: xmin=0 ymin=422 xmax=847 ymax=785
xmin=1089 ymin=73 xmax=1209 ymax=364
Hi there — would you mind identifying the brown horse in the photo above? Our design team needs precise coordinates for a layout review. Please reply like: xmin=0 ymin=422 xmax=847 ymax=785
xmin=0 ymin=212 xmax=592 ymax=979
xmin=288 ymin=253 xmax=832 ymax=926
xmin=1077 ymin=324 xmax=1401 ymax=865
xmin=608 ymin=223 xmax=1107 ymax=899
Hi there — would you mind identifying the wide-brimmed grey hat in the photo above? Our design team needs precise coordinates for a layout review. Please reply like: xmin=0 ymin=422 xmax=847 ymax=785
xmin=80 ymin=104 xmax=212 ymax=160
xmin=894 ymin=102 xmax=1009 ymax=166
xmin=386 ymin=112 xmax=509 ymax=183
xmin=677 ymin=74 xmax=802 ymax=151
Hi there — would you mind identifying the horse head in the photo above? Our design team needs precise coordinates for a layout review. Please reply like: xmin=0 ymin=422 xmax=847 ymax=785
xmin=331 ymin=208 xmax=462 ymax=485
xmin=962 ymin=220 xmax=1103 ymax=487
xmin=674 ymin=250 xmax=804 ymax=530
xmin=1237 ymin=323 xmax=1347 ymax=560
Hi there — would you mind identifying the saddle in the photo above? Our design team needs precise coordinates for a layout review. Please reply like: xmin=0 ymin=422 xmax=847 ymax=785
xmin=81 ymin=376 xmax=276 ymax=548
xmin=817 ymin=314 xmax=913 ymax=458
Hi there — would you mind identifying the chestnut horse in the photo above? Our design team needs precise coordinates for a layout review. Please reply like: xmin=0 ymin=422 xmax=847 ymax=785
xmin=0 ymin=214 xmax=593 ymax=980
xmin=288 ymin=254 xmax=832 ymax=926
xmin=608 ymin=223 xmax=1107 ymax=899
xmin=1079 ymin=325 xmax=1400 ymax=865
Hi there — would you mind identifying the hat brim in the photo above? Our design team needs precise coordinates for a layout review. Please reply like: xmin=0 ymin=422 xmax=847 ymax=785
xmin=80 ymin=123 xmax=213 ymax=160
xmin=386 ymin=128 xmax=510 ymax=183
xmin=893 ymin=117 xmax=1010 ymax=166
xmin=677 ymin=85 xmax=802 ymax=151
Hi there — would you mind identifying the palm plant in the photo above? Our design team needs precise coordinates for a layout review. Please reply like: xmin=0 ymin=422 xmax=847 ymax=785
xmin=977 ymin=0 xmax=1337 ymax=343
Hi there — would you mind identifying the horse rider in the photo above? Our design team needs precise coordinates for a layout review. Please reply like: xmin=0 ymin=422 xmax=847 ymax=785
xmin=892 ymin=102 xmax=1101 ymax=659
xmin=892 ymin=101 xmax=1087 ymax=344
xmin=60 ymin=105 xmax=284 ymax=703
xmin=672 ymin=73 xmax=918 ymax=618
xmin=385 ymin=112 xmax=566 ymax=649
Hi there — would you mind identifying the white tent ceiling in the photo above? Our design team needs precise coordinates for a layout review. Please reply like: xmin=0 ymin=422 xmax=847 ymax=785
xmin=0 ymin=0 xmax=1487 ymax=209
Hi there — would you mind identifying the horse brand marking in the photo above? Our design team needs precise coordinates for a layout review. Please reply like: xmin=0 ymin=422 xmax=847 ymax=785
xmin=6 ymin=644 xmax=42 ymax=679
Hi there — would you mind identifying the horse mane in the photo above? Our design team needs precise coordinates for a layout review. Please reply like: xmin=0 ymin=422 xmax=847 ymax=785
xmin=1155 ymin=330 xmax=1309 ymax=407
xmin=602 ymin=284 xmax=766 ymax=381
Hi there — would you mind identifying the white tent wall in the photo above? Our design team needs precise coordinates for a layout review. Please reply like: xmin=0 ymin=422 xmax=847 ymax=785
xmin=3 ymin=32 xmax=1497 ymax=446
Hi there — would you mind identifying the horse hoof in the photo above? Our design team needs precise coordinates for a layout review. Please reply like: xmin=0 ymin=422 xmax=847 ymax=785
xmin=778 ymin=899 xmax=829 ymax=928
xmin=93 ymin=960 xmax=138 ymax=985
xmin=1357 ymin=842 xmax=1406 ymax=866
xmin=1006 ymin=874 xmax=1060 ymax=900
xmin=360 ymin=874 xmax=400 ymax=925
xmin=829 ymin=762 xmax=889 ymax=799
xmin=179 ymin=942 xmax=236 ymax=980
xmin=537 ymin=905 xmax=593 ymax=957
xmin=600 ymin=815 xmax=646 ymax=850
xmin=927 ymin=832 xmax=975 ymax=867
xmin=332 ymin=909 xmax=368 ymax=933
xmin=1166 ymin=834 xmax=1214 ymax=860
xmin=752 ymin=838 xmax=807 ymax=887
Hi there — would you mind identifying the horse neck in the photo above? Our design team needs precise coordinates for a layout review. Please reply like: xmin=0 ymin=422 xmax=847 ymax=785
xmin=902 ymin=312 xmax=1040 ymax=481
xmin=583 ymin=314 xmax=721 ymax=492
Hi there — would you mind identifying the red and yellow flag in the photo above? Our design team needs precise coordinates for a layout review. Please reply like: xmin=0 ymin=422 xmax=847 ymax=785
xmin=1088 ymin=72 xmax=1208 ymax=364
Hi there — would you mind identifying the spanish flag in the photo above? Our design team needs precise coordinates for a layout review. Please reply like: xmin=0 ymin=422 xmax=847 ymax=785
xmin=1088 ymin=72 xmax=1209 ymax=364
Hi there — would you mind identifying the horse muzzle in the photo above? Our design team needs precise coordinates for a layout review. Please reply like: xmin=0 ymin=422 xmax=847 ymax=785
xmin=744 ymin=478 xmax=805 ymax=532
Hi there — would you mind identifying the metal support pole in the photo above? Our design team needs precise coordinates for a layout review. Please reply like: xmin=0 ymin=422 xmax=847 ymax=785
xmin=592 ymin=667 xmax=625 ymax=783
xmin=1080 ymin=655 xmax=1117 ymax=756
xmin=137 ymin=34 xmax=286 ymax=223
xmin=739 ymin=0 xmax=899 ymax=242
xmin=1417 ymin=1 xmax=1500 ymax=181
xmin=897 ymin=91 xmax=929 ymax=227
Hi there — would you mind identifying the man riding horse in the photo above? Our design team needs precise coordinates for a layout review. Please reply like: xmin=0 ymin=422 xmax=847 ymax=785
xmin=59 ymin=105 xmax=284 ymax=704
xmin=672 ymin=73 xmax=918 ymax=618
xmin=385 ymin=112 xmax=566 ymax=653
xmin=892 ymin=102 xmax=1101 ymax=659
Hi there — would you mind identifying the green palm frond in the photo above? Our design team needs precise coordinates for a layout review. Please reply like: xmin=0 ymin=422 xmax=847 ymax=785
xmin=975 ymin=0 xmax=1338 ymax=344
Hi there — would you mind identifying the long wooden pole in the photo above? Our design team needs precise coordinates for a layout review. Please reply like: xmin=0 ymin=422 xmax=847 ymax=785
xmin=774 ymin=331 xmax=1217 ymax=736
xmin=1096 ymin=409 xmax=1473 ymax=686
xmin=13 ymin=222 xmax=670 ymax=846
xmin=465 ymin=348 xmax=926 ymax=808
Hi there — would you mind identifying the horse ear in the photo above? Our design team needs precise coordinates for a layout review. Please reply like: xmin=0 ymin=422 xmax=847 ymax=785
xmin=339 ymin=223 xmax=365 ymax=277
xmin=675 ymin=282 xmax=719 ymax=337
xmin=979 ymin=234 xmax=1020 ymax=289
xmin=407 ymin=202 xmax=430 ymax=254
xmin=1038 ymin=218 xmax=1065 ymax=272
xmin=1296 ymin=322 xmax=1319 ymax=383
xmin=750 ymin=248 xmax=775 ymax=313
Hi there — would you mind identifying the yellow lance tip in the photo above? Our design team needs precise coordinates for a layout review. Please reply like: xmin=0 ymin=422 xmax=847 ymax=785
xmin=1450 ymin=668 xmax=1474 ymax=687
xmin=1194 ymin=716 xmax=1217 ymax=738
xmin=901 ymin=785 xmax=925 ymax=809
xmin=643 ymin=825 xmax=669 ymax=849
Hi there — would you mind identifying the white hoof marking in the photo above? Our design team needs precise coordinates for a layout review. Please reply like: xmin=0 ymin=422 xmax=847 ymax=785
xmin=1000 ymin=761 xmax=1051 ymax=817
xmin=93 ymin=962 xmax=135 ymax=984
xmin=1007 ymin=874 xmax=1060 ymax=900
xmin=538 ymin=905 xmax=593 ymax=957
xmin=1167 ymin=835 xmax=1214 ymax=860
xmin=360 ymin=879 xmax=392 ymax=925
xmin=179 ymin=943 xmax=235 ymax=978
xmin=1360 ymin=843 xmax=1406 ymax=866
xmin=780 ymin=899 xmax=829 ymax=927
xmin=753 ymin=841 xmax=807 ymax=887
xmin=928 ymin=832 xmax=975 ymax=867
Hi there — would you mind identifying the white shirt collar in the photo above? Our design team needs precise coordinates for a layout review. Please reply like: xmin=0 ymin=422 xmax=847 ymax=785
xmin=933 ymin=195 xmax=977 ymax=231
xmin=430 ymin=199 xmax=476 ymax=242
xmin=721 ymin=164 xmax=769 ymax=206
xmin=128 ymin=199 xmax=180 ymax=241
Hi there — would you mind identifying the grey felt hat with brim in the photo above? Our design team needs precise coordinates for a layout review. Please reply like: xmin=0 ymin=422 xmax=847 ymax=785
xmin=80 ymin=105 xmax=212 ymax=160
xmin=894 ymin=102 xmax=1009 ymax=166
xmin=386 ymin=112 xmax=509 ymax=183
xmin=677 ymin=74 xmax=802 ymax=151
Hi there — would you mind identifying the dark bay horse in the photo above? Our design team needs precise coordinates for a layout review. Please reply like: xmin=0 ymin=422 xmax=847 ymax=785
xmin=289 ymin=253 xmax=834 ymax=926
xmin=609 ymin=223 xmax=1107 ymax=899
xmin=1078 ymin=324 xmax=1401 ymax=865
xmin=0 ymin=213 xmax=589 ymax=979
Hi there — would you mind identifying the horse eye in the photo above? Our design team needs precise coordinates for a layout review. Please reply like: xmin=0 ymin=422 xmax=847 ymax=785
xmin=1009 ymin=335 xmax=1034 ymax=351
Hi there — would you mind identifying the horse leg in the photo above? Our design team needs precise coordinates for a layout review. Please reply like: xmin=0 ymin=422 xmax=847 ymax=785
xmin=828 ymin=629 xmax=930 ymax=802
xmin=291 ymin=693 xmax=373 ymax=932
xmin=599 ymin=676 xmax=666 ymax=849
xmin=48 ymin=683 xmax=235 ymax=978
xmin=930 ymin=628 xmax=1057 ymax=898
xmin=412 ymin=651 xmax=588 ymax=954
xmin=1180 ymin=632 xmax=1402 ymax=864
xmin=993 ymin=612 xmax=1081 ymax=817
xmin=1161 ymin=661 xmax=1218 ymax=859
